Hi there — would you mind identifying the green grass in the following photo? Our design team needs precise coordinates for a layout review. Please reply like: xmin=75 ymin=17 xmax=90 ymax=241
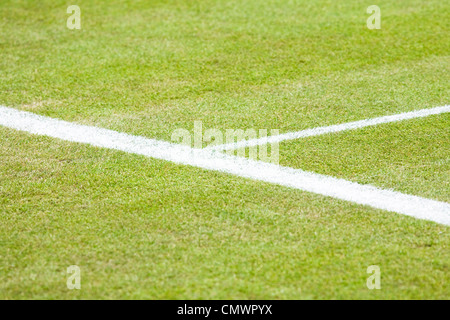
xmin=1 ymin=127 xmax=448 ymax=299
xmin=0 ymin=0 xmax=449 ymax=299
xmin=278 ymin=115 xmax=450 ymax=202
xmin=1 ymin=0 xmax=448 ymax=139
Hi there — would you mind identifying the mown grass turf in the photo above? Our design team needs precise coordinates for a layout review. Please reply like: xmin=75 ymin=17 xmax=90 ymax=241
xmin=0 ymin=127 xmax=448 ymax=299
xmin=0 ymin=0 xmax=449 ymax=299
xmin=0 ymin=0 xmax=448 ymax=140
xmin=277 ymin=115 xmax=450 ymax=202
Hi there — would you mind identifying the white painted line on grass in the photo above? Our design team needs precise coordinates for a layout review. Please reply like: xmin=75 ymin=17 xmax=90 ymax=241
xmin=207 ymin=105 xmax=450 ymax=151
xmin=0 ymin=106 xmax=449 ymax=225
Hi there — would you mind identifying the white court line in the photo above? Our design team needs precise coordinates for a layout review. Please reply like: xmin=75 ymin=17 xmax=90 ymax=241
xmin=0 ymin=105 xmax=449 ymax=225
xmin=206 ymin=105 xmax=450 ymax=151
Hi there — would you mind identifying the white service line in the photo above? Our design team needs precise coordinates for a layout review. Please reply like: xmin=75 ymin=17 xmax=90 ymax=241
xmin=206 ymin=105 xmax=450 ymax=151
xmin=0 ymin=105 xmax=449 ymax=226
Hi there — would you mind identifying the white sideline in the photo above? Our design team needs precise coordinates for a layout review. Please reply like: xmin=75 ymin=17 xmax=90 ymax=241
xmin=0 ymin=105 xmax=449 ymax=226
xmin=206 ymin=105 xmax=450 ymax=151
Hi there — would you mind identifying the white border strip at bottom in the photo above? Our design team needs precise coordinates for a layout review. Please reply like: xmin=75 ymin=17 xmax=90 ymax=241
xmin=0 ymin=106 xmax=449 ymax=225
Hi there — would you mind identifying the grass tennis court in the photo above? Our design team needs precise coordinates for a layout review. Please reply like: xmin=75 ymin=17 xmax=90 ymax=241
xmin=0 ymin=0 xmax=448 ymax=299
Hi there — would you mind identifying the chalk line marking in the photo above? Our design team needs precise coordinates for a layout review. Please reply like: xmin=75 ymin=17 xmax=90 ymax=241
xmin=207 ymin=105 xmax=450 ymax=151
xmin=0 ymin=105 xmax=449 ymax=225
